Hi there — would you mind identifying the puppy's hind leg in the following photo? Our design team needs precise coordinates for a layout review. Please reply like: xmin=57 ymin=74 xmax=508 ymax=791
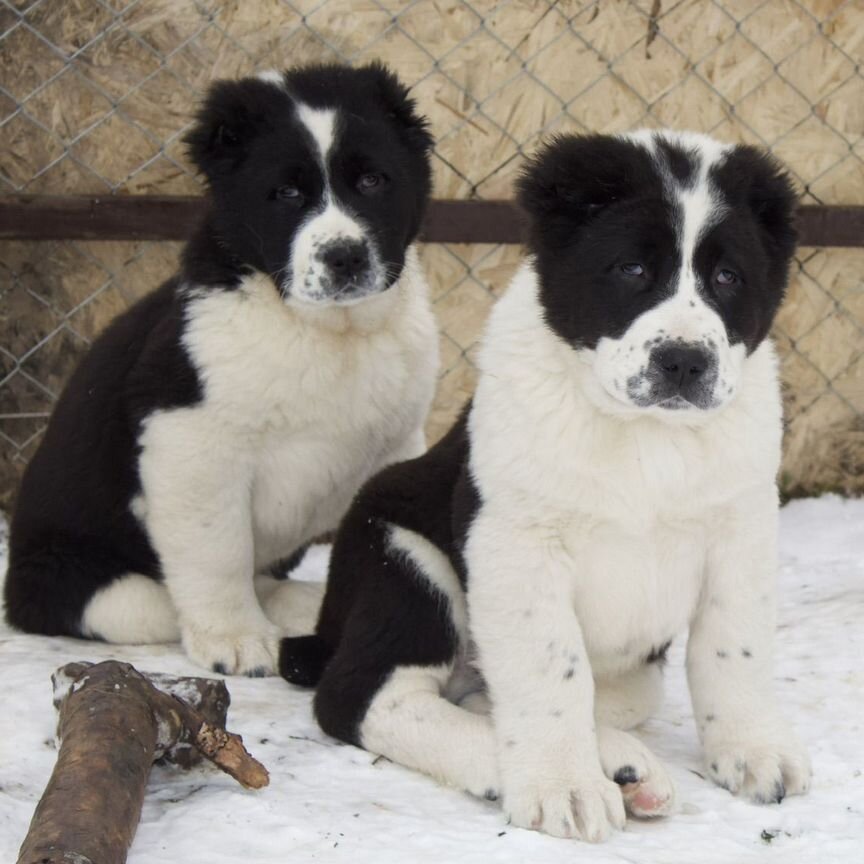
xmin=310 ymin=522 xmax=498 ymax=799
xmin=357 ymin=664 xmax=500 ymax=800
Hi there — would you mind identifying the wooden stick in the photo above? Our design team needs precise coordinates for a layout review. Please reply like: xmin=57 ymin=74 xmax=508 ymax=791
xmin=16 ymin=660 xmax=268 ymax=864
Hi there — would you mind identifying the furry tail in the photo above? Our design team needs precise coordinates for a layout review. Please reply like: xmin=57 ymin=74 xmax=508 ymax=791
xmin=279 ymin=634 xmax=333 ymax=687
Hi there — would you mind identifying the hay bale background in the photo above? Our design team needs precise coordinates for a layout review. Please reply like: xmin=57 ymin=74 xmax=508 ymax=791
xmin=1 ymin=0 xmax=863 ymax=508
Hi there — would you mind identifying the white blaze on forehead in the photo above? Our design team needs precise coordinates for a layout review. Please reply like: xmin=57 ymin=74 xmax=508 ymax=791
xmin=661 ymin=134 xmax=731 ymax=302
xmin=676 ymin=177 xmax=720 ymax=299
xmin=622 ymin=129 xmax=729 ymax=165
xmin=296 ymin=104 xmax=337 ymax=161
xmin=257 ymin=69 xmax=286 ymax=89
xmin=615 ymin=132 xmax=735 ymax=300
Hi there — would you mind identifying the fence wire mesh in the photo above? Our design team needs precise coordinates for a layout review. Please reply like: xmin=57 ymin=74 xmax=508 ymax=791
xmin=1 ymin=0 xmax=863 ymax=505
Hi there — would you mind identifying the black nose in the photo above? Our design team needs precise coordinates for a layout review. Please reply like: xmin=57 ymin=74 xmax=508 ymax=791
xmin=321 ymin=241 xmax=370 ymax=281
xmin=651 ymin=344 xmax=710 ymax=387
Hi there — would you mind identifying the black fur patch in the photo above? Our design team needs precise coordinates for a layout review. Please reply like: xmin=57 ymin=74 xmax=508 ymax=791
xmin=269 ymin=544 xmax=311 ymax=580
xmin=655 ymin=138 xmax=699 ymax=188
xmin=699 ymin=146 xmax=797 ymax=352
xmin=646 ymin=640 xmax=672 ymax=665
xmin=279 ymin=634 xmax=333 ymax=688
xmin=516 ymin=134 xmax=678 ymax=349
xmin=4 ymin=281 xmax=200 ymax=635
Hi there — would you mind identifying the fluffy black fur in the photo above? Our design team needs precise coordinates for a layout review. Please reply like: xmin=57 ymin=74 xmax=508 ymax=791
xmin=4 ymin=282 xmax=199 ymax=635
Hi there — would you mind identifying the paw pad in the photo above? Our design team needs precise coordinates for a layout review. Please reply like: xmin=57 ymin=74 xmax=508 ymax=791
xmin=613 ymin=765 xmax=639 ymax=786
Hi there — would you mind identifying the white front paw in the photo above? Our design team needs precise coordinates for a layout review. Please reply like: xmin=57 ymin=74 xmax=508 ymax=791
xmin=182 ymin=623 xmax=282 ymax=677
xmin=704 ymin=724 xmax=811 ymax=803
xmin=504 ymin=771 xmax=625 ymax=842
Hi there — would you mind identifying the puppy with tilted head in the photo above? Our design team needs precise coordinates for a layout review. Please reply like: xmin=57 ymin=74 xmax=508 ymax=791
xmin=4 ymin=63 xmax=437 ymax=676
xmin=280 ymin=130 xmax=811 ymax=841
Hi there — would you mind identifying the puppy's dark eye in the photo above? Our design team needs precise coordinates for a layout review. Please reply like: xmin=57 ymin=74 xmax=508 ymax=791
xmin=273 ymin=185 xmax=301 ymax=201
xmin=620 ymin=262 xmax=645 ymax=277
xmin=716 ymin=268 xmax=738 ymax=286
xmin=357 ymin=173 xmax=385 ymax=193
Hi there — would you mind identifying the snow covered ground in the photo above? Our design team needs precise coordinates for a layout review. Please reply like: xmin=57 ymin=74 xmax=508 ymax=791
xmin=1 ymin=496 xmax=862 ymax=863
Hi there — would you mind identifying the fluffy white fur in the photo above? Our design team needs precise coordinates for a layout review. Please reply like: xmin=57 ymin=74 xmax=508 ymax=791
xmin=82 ymin=248 xmax=438 ymax=674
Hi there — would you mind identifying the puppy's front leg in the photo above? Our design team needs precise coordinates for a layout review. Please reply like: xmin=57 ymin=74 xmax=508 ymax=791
xmin=687 ymin=490 xmax=810 ymax=802
xmin=139 ymin=414 xmax=280 ymax=676
xmin=467 ymin=513 xmax=625 ymax=842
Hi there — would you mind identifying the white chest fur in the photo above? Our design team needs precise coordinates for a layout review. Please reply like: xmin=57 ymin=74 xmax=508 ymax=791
xmin=137 ymin=248 xmax=438 ymax=570
xmin=469 ymin=264 xmax=782 ymax=676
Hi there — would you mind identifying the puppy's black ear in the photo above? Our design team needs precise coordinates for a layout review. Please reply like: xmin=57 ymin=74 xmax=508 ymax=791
xmin=714 ymin=145 xmax=798 ymax=260
xmin=365 ymin=61 xmax=434 ymax=154
xmin=184 ymin=79 xmax=277 ymax=182
xmin=516 ymin=134 xmax=659 ymax=224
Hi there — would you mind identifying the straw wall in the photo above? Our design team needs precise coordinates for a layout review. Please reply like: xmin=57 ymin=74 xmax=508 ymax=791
xmin=1 ymin=0 xmax=863 ymax=509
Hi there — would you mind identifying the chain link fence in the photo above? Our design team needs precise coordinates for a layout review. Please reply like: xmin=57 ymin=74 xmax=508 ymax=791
xmin=1 ymin=0 xmax=863 ymax=507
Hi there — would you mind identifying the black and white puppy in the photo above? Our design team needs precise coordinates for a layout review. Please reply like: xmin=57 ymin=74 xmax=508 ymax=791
xmin=4 ymin=63 xmax=438 ymax=676
xmin=280 ymin=130 xmax=811 ymax=840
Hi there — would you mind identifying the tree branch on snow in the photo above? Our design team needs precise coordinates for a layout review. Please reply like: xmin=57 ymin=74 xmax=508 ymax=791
xmin=16 ymin=660 xmax=268 ymax=864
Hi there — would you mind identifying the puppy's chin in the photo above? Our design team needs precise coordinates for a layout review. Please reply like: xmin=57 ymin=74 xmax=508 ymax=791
xmin=281 ymin=276 xmax=394 ymax=308
xmin=640 ymin=394 xmax=730 ymax=422
xmin=583 ymin=367 xmax=731 ymax=426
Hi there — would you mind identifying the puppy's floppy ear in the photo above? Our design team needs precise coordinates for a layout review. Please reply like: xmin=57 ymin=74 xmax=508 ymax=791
xmin=365 ymin=61 xmax=434 ymax=154
xmin=714 ymin=145 xmax=798 ymax=259
xmin=184 ymin=79 xmax=277 ymax=182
